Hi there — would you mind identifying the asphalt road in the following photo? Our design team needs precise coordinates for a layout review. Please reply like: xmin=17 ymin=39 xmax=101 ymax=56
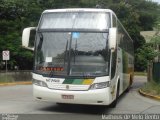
xmin=0 ymin=76 xmax=160 ymax=120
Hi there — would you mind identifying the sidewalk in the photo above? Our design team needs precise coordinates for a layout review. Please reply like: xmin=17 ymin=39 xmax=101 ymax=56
xmin=139 ymin=89 xmax=160 ymax=101
xmin=0 ymin=81 xmax=32 ymax=86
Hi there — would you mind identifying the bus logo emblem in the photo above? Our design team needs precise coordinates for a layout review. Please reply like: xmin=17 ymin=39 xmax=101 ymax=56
xmin=66 ymin=85 xmax=70 ymax=90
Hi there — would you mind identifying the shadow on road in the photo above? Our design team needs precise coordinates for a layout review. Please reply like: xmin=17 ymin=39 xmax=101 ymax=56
xmin=39 ymin=104 xmax=110 ymax=115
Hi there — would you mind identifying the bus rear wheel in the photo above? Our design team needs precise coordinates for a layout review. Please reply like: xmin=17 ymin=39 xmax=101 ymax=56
xmin=125 ymin=75 xmax=133 ymax=93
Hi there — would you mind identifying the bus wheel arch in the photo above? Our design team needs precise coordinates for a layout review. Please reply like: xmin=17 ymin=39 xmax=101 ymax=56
xmin=129 ymin=74 xmax=133 ymax=86
xmin=109 ymin=78 xmax=120 ymax=108
xmin=126 ymin=74 xmax=133 ymax=93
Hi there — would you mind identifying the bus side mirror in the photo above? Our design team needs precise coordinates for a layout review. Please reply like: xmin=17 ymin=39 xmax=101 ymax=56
xmin=108 ymin=28 xmax=117 ymax=52
xmin=22 ymin=27 xmax=36 ymax=51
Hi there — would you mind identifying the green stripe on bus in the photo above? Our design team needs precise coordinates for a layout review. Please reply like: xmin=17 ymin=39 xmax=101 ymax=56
xmin=62 ymin=79 xmax=93 ymax=85
xmin=72 ymin=79 xmax=84 ymax=84
xmin=63 ymin=79 xmax=74 ymax=84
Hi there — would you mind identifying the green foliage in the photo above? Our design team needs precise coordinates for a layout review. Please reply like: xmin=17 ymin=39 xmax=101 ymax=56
xmin=141 ymin=80 xmax=160 ymax=96
xmin=0 ymin=0 xmax=36 ymax=70
xmin=150 ymin=36 xmax=160 ymax=45
xmin=129 ymin=0 xmax=159 ymax=30
xmin=135 ymin=43 xmax=160 ymax=71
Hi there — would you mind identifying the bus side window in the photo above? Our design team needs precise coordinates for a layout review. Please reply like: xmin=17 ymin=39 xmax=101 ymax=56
xmin=111 ymin=14 xmax=117 ymax=79
xmin=112 ymin=14 xmax=117 ymax=27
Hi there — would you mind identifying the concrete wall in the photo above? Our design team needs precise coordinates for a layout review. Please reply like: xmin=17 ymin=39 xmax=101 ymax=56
xmin=0 ymin=71 xmax=32 ymax=83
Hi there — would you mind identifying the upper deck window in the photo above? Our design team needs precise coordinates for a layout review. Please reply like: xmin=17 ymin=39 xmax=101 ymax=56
xmin=39 ymin=12 xmax=110 ymax=30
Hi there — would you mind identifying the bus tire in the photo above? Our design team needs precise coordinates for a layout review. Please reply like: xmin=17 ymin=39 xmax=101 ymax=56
xmin=109 ymin=81 xmax=120 ymax=108
xmin=125 ymin=87 xmax=130 ymax=93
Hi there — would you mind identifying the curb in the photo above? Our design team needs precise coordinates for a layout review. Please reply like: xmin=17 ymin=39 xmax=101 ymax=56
xmin=139 ymin=89 xmax=160 ymax=101
xmin=0 ymin=81 xmax=32 ymax=86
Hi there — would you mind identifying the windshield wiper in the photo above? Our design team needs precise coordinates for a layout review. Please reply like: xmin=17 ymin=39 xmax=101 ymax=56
xmin=64 ymin=40 xmax=68 ymax=65
xmin=73 ymin=39 xmax=77 ymax=64
xmin=67 ymin=33 xmax=73 ymax=75
xmin=49 ymin=70 xmax=55 ymax=77
xmin=48 ymin=39 xmax=69 ymax=77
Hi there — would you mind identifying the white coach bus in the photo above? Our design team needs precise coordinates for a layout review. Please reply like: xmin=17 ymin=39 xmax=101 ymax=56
xmin=22 ymin=8 xmax=134 ymax=107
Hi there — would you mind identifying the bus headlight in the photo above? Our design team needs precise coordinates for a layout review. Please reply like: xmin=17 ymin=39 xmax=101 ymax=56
xmin=33 ymin=79 xmax=48 ymax=87
xmin=89 ymin=81 xmax=110 ymax=90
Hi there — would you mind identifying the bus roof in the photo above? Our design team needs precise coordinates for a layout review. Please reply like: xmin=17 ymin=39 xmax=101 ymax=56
xmin=43 ymin=8 xmax=116 ymax=15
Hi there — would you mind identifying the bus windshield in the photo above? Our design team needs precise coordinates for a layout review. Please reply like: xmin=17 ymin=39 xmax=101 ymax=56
xmin=39 ymin=12 xmax=110 ymax=30
xmin=34 ymin=32 xmax=110 ymax=77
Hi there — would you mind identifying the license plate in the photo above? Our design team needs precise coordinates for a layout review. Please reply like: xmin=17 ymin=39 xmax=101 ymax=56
xmin=62 ymin=95 xmax=74 ymax=99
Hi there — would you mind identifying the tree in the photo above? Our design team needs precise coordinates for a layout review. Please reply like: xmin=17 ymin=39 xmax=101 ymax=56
xmin=135 ymin=43 xmax=159 ymax=71
xmin=0 ymin=0 xmax=36 ymax=70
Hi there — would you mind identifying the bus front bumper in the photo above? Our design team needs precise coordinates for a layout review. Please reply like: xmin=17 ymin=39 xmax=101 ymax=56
xmin=33 ymin=85 xmax=112 ymax=105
